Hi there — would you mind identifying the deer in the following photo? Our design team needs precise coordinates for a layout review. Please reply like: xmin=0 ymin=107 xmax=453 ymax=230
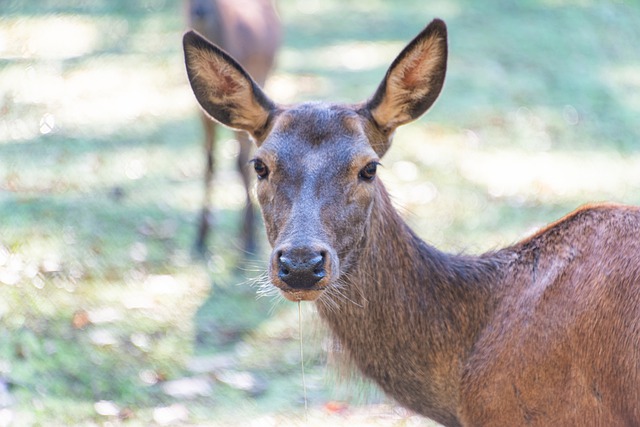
xmin=185 ymin=0 xmax=281 ymax=254
xmin=183 ymin=18 xmax=640 ymax=427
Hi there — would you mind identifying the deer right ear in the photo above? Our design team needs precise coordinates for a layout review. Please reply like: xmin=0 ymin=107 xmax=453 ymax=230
xmin=183 ymin=30 xmax=276 ymax=141
xmin=365 ymin=19 xmax=447 ymax=148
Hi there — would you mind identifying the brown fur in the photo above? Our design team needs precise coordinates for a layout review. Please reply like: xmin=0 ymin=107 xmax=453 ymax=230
xmin=183 ymin=19 xmax=640 ymax=427
xmin=185 ymin=0 xmax=281 ymax=253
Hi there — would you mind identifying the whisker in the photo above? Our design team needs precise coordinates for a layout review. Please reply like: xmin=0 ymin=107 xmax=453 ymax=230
xmin=317 ymin=288 xmax=340 ymax=314
xmin=242 ymin=268 xmax=287 ymax=314
xmin=330 ymin=281 xmax=366 ymax=309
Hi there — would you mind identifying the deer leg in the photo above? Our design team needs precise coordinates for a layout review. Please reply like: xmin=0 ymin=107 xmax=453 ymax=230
xmin=236 ymin=131 xmax=257 ymax=256
xmin=196 ymin=113 xmax=217 ymax=254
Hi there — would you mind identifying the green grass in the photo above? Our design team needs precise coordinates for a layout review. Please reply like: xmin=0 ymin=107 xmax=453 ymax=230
xmin=1 ymin=0 xmax=639 ymax=425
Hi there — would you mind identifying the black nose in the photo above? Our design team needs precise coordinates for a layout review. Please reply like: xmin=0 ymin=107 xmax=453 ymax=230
xmin=278 ymin=250 xmax=326 ymax=289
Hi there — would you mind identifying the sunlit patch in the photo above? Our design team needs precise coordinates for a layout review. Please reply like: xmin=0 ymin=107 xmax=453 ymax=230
xmin=161 ymin=376 xmax=213 ymax=399
xmin=125 ymin=158 xmax=147 ymax=180
xmin=406 ymin=182 xmax=439 ymax=206
xmin=94 ymin=400 xmax=120 ymax=417
xmin=0 ymin=55 xmax=194 ymax=142
xmin=138 ymin=369 xmax=159 ymax=386
xmin=129 ymin=241 xmax=148 ymax=263
xmin=334 ymin=42 xmax=402 ymax=71
xmin=392 ymin=160 xmax=419 ymax=182
xmin=153 ymin=404 xmax=188 ymax=425
xmin=0 ymin=16 xmax=99 ymax=60
xmin=213 ymin=179 xmax=246 ymax=209
xmin=55 ymin=60 xmax=194 ymax=133
xmin=459 ymin=149 xmax=640 ymax=200
xmin=88 ymin=307 xmax=123 ymax=325
xmin=39 ymin=113 xmax=55 ymax=134
xmin=265 ymin=73 xmax=331 ymax=103
xmin=293 ymin=0 xmax=327 ymax=14
xmin=280 ymin=42 xmax=405 ymax=73
xmin=89 ymin=329 xmax=118 ymax=347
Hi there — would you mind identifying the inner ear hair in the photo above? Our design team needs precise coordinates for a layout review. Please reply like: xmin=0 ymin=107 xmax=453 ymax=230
xmin=183 ymin=30 xmax=275 ymax=137
xmin=367 ymin=19 xmax=448 ymax=133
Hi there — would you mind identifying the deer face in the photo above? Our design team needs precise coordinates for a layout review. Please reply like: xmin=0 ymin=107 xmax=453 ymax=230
xmin=251 ymin=104 xmax=382 ymax=300
xmin=183 ymin=19 xmax=447 ymax=301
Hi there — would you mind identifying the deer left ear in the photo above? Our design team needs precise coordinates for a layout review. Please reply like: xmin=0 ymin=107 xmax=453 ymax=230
xmin=183 ymin=30 xmax=276 ymax=142
xmin=366 ymin=19 xmax=448 ymax=136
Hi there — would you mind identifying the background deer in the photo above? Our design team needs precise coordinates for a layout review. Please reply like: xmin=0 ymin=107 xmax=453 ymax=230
xmin=185 ymin=0 xmax=281 ymax=253
xmin=183 ymin=18 xmax=640 ymax=427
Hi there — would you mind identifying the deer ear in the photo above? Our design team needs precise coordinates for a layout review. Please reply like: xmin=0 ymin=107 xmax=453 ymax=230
xmin=366 ymin=19 xmax=447 ymax=135
xmin=183 ymin=30 xmax=276 ymax=141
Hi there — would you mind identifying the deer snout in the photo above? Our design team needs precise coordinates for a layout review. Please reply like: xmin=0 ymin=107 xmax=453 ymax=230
xmin=270 ymin=245 xmax=335 ymax=301
xmin=277 ymin=249 xmax=326 ymax=289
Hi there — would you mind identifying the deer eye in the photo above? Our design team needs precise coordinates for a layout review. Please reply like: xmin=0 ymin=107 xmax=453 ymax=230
xmin=252 ymin=159 xmax=269 ymax=180
xmin=359 ymin=162 xmax=379 ymax=181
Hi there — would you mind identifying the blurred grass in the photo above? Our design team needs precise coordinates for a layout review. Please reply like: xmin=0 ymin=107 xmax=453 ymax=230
xmin=1 ymin=0 xmax=639 ymax=425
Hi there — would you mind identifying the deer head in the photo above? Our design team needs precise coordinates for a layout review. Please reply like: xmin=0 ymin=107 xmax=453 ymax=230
xmin=183 ymin=19 xmax=448 ymax=302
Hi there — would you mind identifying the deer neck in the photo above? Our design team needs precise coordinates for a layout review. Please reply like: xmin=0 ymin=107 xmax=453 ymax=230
xmin=316 ymin=182 xmax=503 ymax=424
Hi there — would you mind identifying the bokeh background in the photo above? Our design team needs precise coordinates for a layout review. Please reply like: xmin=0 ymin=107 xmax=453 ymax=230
xmin=1 ymin=0 xmax=640 ymax=425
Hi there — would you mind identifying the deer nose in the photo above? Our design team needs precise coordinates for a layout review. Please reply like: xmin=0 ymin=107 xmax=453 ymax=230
xmin=277 ymin=250 xmax=326 ymax=289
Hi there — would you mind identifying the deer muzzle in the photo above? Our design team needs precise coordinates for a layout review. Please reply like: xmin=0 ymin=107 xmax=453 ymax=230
xmin=270 ymin=244 xmax=336 ymax=301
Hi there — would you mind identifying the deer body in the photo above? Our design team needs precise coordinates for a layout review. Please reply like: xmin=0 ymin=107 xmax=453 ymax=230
xmin=185 ymin=0 xmax=281 ymax=252
xmin=183 ymin=19 xmax=640 ymax=426
xmin=323 ymin=193 xmax=640 ymax=426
